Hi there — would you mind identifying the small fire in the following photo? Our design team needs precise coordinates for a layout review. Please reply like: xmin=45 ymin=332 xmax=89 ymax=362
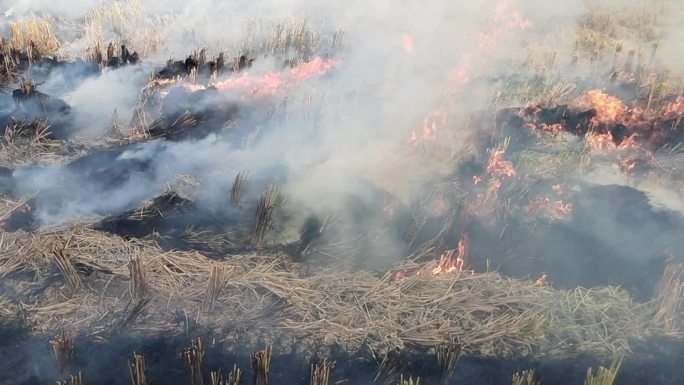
xmin=585 ymin=130 xmax=639 ymax=150
xmin=535 ymin=273 xmax=550 ymax=286
xmin=614 ymin=154 xmax=647 ymax=174
xmin=494 ymin=0 xmax=533 ymax=30
xmin=432 ymin=234 xmax=468 ymax=275
xmin=402 ymin=34 xmax=414 ymax=54
xmin=577 ymin=90 xmax=627 ymax=122
xmin=289 ymin=57 xmax=336 ymax=80
xmin=166 ymin=57 xmax=336 ymax=99
xmin=485 ymin=148 xmax=516 ymax=178
xmin=410 ymin=109 xmax=446 ymax=145
xmin=528 ymin=196 xmax=572 ymax=218
xmin=662 ymin=96 xmax=684 ymax=115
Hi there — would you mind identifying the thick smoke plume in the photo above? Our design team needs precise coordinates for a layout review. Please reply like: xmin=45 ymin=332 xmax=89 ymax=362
xmin=2 ymin=0 xmax=684 ymax=278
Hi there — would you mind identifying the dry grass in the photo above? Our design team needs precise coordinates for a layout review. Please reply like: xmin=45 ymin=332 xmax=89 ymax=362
xmin=83 ymin=0 xmax=162 ymax=58
xmin=8 ymin=16 xmax=61 ymax=58
xmin=0 ymin=224 xmax=673 ymax=358
xmin=652 ymin=262 xmax=683 ymax=335
xmin=250 ymin=185 xmax=280 ymax=246
xmin=584 ymin=356 xmax=623 ymax=385
xmin=310 ymin=359 xmax=334 ymax=385
xmin=211 ymin=364 xmax=241 ymax=385
xmin=182 ymin=337 xmax=205 ymax=385
xmin=50 ymin=330 xmax=75 ymax=373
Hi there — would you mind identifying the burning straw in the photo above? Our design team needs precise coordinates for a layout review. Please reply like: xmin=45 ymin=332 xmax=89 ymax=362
xmin=50 ymin=330 xmax=75 ymax=373
xmin=251 ymin=346 xmax=272 ymax=385
xmin=129 ymin=352 xmax=147 ymax=385
xmin=584 ymin=356 xmax=623 ymax=385
xmin=211 ymin=364 xmax=241 ymax=385
xmin=230 ymin=171 xmax=248 ymax=207
xmin=311 ymin=359 xmax=334 ymax=385
xmin=250 ymin=185 xmax=280 ymax=246
xmin=183 ymin=337 xmax=205 ymax=385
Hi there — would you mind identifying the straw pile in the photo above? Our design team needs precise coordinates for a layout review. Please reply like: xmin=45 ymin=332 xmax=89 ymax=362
xmin=0 ymin=223 xmax=676 ymax=360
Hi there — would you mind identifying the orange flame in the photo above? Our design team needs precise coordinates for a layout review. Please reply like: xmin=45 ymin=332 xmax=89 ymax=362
xmin=164 ymin=57 xmax=336 ymax=99
xmin=485 ymin=148 xmax=516 ymax=178
xmin=585 ymin=131 xmax=639 ymax=150
xmin=432 ymin=234 xmax=468 ymax=275
xmin=410 ymin=109 xmax=447 ymax=145
xmin=577 ymin=90 xmax=627 ymax=122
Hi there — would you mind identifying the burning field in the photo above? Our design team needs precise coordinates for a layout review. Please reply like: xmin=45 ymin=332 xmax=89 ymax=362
xmin=0 ymin=0 xmax=683 ymax=384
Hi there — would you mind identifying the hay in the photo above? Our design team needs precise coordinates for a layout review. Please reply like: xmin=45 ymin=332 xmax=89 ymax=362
xmin=0 ymin=225 xmax=672 ymax=359
xmin=8 ymin=16 xmax=61 ymax=58
xmin=652 ymin=262 xmax=683 ymax=336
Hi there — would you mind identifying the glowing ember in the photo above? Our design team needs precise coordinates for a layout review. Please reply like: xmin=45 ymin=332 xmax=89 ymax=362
xmin=432 ymin=234 xmax=468 ymax=275
xmin=402 ymin=34 xmax=414 ymax=54
xmin=577 ymin=90 xmax=627 ymax=122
